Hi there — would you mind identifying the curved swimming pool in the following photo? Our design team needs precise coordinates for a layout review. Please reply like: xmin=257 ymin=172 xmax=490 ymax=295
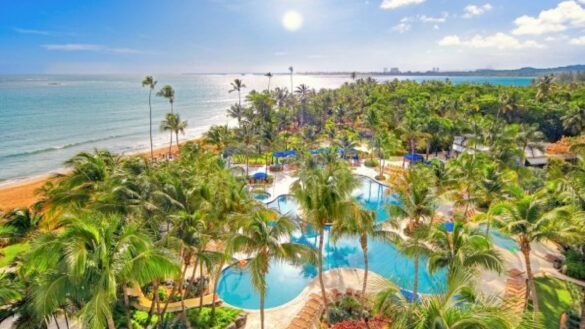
xmin=217 ymin=177 xmax=446 ymax=310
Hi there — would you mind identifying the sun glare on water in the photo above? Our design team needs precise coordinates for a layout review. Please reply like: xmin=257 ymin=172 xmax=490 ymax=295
xmin=282 ymin=10 xmax=303 ymax=31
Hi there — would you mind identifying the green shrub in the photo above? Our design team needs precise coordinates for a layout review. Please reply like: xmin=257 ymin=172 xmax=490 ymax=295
xmin=158 ymin=286 xmax=169 ymax=302
xmin=364 ymin=159 xmax=379 ymax=168
xmin=564 ymin=248 xmax=585 ymax=280
xmin=187 ymin=307 xmax=241 ymax=329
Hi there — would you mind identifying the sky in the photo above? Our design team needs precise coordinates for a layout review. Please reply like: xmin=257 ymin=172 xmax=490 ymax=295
xmin=1 ymin=0 xmax=585 ymax=74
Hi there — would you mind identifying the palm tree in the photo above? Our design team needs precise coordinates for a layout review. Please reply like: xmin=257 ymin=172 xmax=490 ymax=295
xmin=288 ymin=66 xmax=294 ymax=92
xmin=235 ymin=123 xmax=258 ymax=177
xmin=292 ymin=157 xmax=358 ymax=315
xmin=492 ymin=188 xmax=583 ymax=320
xmin=388 ymin=165 xmax=437 ymax=298
xmin=26 ymin=212 xmax=179 ymax=329
xmin=373 ymin=267 xmax=515 ymax=328
xmin=516 ymin=123 xmax=544 ymax=166
xmin=229 ymin=78 xmax=246 ymax=106
xmin=265 ymin=72 xmax=273 ymax=91
xmin=330 ymin=206 xmax=396 ymax=300
xmin=160 ymin=113 xmax=186 ymax=156
xmin=229 ymin=208 xmax=315 ymax=329
xmin=142 ymin=76 xmax=157 ymax=160
xmin=227 ymin=103 xmax=246 ymax=126
xmin=535 ymin=74 xmax=555 ymax=101
xmin=205 ymin=124 xmax=231 ymax=152
xmin=157 ymin=85 xmax=175 ymax=113
xmin=562 ymin=103 xmax=585 ymax=136
xmin=427 ymin=222 xmax=503 ymax=276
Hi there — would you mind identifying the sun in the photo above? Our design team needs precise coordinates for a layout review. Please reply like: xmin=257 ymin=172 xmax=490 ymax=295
xmin=282 ymin=10 xmax=303 ymax=31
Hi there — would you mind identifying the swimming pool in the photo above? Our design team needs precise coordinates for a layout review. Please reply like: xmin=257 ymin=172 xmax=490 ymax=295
xmin=217 ymin=177 xmax=446 ymax=310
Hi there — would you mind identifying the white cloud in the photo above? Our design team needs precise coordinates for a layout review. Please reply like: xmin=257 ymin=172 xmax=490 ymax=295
xmin=437 ymin=33 xmax=545 ymax=49
xmin=512 ymin=1 xmax=585 ymax=35
xmin=42 ymin=44 xmax=149 ymax=54
xmin=570 ymin=36 xmax=585 ymax=44
xmin=13 ymin=27 xmax=51 ymax=35
xmin=392 ymin=22 xmax=411 ymax=33
xmin=463 ymin=3 xmax=493 ymax=18
xmin=438 ymin=35 xmax=461 ymax=46
xmin=380 ymin=0 xmax=424 ymax=10
xmin=418 ymin=13 xmax=448 ymax=23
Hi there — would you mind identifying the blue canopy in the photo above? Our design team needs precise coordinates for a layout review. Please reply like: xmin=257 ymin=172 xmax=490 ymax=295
xmin=310 ymin=148 xmax=326 ymax=155
xmin=273 ymin=150 xmax=298 ymax=158
xmin=252 ymin=172 xmax=268 ymax=179
xmin=441 ymin=222 xmax=455 ymax=233
xmin=404 ymin=153 xmax=424 ymax=162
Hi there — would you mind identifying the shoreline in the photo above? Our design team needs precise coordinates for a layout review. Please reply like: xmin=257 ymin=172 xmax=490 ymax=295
xmin=0 ymin=138 xmax=202 ymax=210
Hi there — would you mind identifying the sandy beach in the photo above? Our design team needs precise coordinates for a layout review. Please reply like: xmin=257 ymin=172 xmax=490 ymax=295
xmin=0 ymin=141 xmax=201 ymax=210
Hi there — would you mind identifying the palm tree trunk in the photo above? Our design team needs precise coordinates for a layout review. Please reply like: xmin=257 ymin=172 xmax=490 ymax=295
xmin=426 ymin=141 xmax=430 ymax=160
xmin=260 ymin=290 xmax=265 ymax=329
xmin=199 ymin=262 xmax=205 ymax=310
xmin=107 ymin=314 xmax=116 ymax=329
xmin=149 ymin=89 xmax=154 ymax=161
xmin=360 ymin=235 xmax=369 ymax=299
xmin=123 ymin=285 xmax=132 ymax=328
xmin=211 ymin=260 xmax=225 ymax=318
xmin=245 ymin=151 xmax=250 ymax=177
xmin=168 ymin=132 xmax=173 ymax=157
xmin=53 ymin=314 xmax=61 ymax=329
xmin=180 ymin=255 xmax=192 ymax=329
xmin=318 ymin=228 xmax=329 ymax=322
xmin=160 ymin=283 xmax=179 ymax=328
xmin=413 ymin=255 xmax=419 ymax=302
xmin=522 ymin=243 xmax=539 ymax=320
xmin=580 ymin=288 xmax=585 ymax=329
xmin=63 ymin=308 xmax=70 ymax=329
xmin=176 ymin=131 xmax=180 ymax=150
xmin=146 ymin=281 xmax=159 ymax=325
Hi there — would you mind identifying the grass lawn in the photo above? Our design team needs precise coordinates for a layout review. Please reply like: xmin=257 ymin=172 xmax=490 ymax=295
xmin=0 ymin=243 xmax=30 ymax=267
xmin=535 ymin=276 xmax=580 ymax=329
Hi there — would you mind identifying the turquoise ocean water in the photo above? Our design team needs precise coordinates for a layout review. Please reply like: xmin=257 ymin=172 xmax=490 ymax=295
xmin=0 ymin=74 xmax=532 ymax=183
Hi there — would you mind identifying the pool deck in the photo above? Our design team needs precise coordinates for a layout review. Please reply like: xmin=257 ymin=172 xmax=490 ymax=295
xmin=234 ymin=161 xmax=573 ymax=328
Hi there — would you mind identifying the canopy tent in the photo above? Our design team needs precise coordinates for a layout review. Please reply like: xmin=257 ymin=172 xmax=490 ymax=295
xmin=440 ymin=222 xmax=455 ymax=233
xmin=272 ymin=150 xmax=298 ymax=158
xmin=402 ymin=153 xmax=424 ymax=168
xmin=403 ymin=153 xmax=424 ymax=162
xmin=252 ymin=172 xmax=268 ymax=180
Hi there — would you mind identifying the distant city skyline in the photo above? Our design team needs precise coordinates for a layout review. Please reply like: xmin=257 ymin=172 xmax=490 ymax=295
xmin=1 ymin=0 xmax=585 ymax=74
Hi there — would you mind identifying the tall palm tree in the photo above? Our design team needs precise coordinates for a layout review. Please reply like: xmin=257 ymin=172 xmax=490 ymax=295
xmin=388 ymin=165 xmax=437 ymax=299
xmin=157 ymin=85 xmax=175 ymax=113
xmin=265 ymin=72 xmax=273 ymax=91
xmin=292 ymin=157 xmax=358 ymax=315
xmin=235 ymin=123 xmax=258 ymax=177
xmin=142 ymin=76 xmax=157 ymax=160
xmin=330 ymin=206 xmax=396 ymax=300
xmin=427 ymin=222 xmax=503 ymax=276
xmin=229 ymin=78 xmax=246 ymax=106
xmin=229 ymin=208 xmax=315 ymax=329
xmin=288 ymin=66 xmax=294 ymax=92
xmin=160 ymin=113 xmax=186 ymax=156
xmin=492 ymin=188 xmax=583 ymax=320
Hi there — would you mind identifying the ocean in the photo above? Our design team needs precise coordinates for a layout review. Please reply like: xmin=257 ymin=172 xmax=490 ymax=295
xmin=0 ymin=74 xmax=533 ymax=183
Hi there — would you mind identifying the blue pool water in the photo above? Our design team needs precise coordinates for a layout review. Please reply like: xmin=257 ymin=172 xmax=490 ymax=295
xmin=479 ymin=224 xmax=519 ymax=251
xmin=217 ymin=177 xmax=446 ymax=310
